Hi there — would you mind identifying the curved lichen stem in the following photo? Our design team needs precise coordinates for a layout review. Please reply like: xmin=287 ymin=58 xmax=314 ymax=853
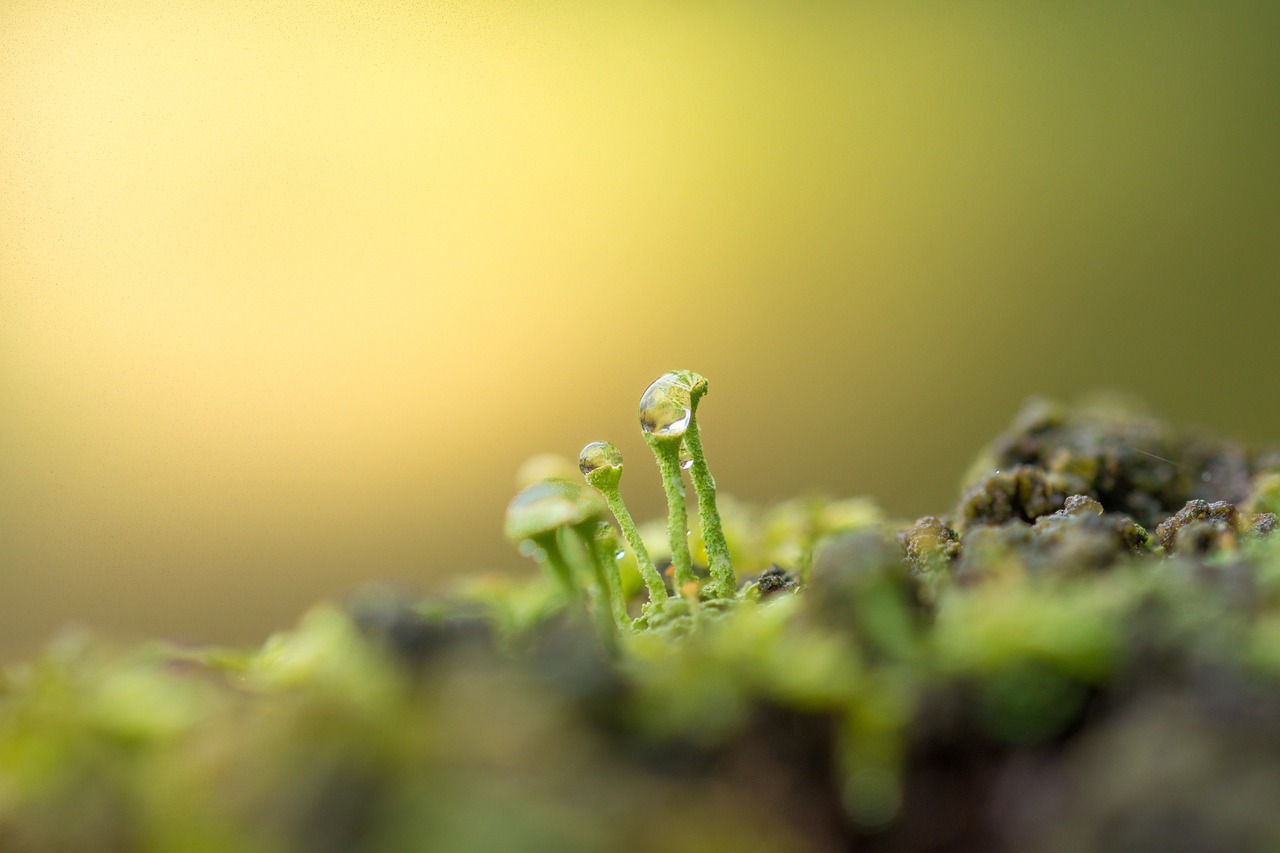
xmin=569 ymin=524 xmax=619 ymax=651
xmin=646 ymin=434 xmax=695 ymax=591
xmin=598 ymin=489 xmax=668 ymax=609
xmin=532 ymin=533 xmax=579 ymax=604
xmin=592 ymin=522 xmax=632 ymax=628
xmin=683 ymin=416 xmax=735 ymax=599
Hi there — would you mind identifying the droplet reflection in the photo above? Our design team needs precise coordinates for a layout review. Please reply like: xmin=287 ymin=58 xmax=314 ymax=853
xmin=638 ymin=370 xmax=707 ymax=438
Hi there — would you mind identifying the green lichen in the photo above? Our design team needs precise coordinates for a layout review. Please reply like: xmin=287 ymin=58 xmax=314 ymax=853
xmin=579 ymin=440 xmax=669 ymax=614
xmin=2 ymin=394 xmax=1280 ymax=851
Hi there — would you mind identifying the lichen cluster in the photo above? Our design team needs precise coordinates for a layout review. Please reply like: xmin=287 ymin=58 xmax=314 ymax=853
xmin=2 ymin=389 xmax=1280 ymax=852
xmin=505 ymin=370 xmax=744 ymax=637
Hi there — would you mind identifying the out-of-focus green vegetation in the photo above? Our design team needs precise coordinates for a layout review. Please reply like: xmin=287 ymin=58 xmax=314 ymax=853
xmin=3 ymin=1 xmax=1280 ymax=655
xmin=2 ymin=399 xmax=1279 ymax=851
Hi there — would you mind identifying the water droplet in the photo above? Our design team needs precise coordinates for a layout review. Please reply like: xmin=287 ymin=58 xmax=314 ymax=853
xmin=614 ymin=549 xmax=626 ymax=560
xmin=679 ymin=443 xmax=694 ymax=470
xmin=579 ymin=441 xmax=624 ymax=477
xmin=504 ymin=479 xmax=606 ymax=544
xmin=638 ymin=370 xmax=707 ymax=438
xmin=518 ymin=540 xmax=540 ymax=558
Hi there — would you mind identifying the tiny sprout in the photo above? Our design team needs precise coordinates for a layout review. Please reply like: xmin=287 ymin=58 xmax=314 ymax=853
xmin=640 ymin=370 xmax=736 ymax=599
xmin=579 ymin=441 xmax=668 ymax=610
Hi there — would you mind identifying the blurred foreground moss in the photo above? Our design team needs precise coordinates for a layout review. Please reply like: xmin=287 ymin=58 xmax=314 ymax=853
xmin=4 ymin=397 xmax=1280 ymax=852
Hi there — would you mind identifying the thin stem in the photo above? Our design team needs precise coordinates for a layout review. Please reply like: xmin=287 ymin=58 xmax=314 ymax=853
xmin=533 ymin=534 xmax=578 ymax=603
xmin=599 ymin=487 xmax=668 ymax=608
xmin=646 ymin=434 xmax=695 ymax=590
xmin=592 ymin=523 xmax=632 ymax=628
xmin=569 ymin=525 xmax=619 ymax=652
xmin=684 ymin=417 xmax=735 ymax=598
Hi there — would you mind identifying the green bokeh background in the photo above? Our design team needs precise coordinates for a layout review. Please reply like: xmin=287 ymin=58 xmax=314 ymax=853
xmin=3 ymin=0 xmax=1278 ymax=657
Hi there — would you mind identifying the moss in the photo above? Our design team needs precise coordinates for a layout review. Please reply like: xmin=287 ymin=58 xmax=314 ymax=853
xmin=3 ymin=395 xmax=1280 ymax=851
xmin=898 ymin=516 xmax=959 ymax=571
xmin=956 ymin=465 xmax=1074 ymax=530
xmin=752 ymin=565 xmax=798 ymax=597
xmin=1155 ymin=499 xmax=1241 ymax=554
xmin=967 ymin=396 xmax=1258 ymax=529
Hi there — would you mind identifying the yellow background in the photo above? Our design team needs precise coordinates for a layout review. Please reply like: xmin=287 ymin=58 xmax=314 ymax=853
xmin=3 ymin=0 xmax=1279 ymax=656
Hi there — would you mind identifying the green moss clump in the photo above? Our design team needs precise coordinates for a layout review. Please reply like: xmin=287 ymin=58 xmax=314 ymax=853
xmin=2 ymin=396 xmax=1280 ymax=851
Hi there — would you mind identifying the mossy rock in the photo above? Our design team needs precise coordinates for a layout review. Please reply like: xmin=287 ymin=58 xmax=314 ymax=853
xmin=2 ymin=397 xmax=1280 ymax=852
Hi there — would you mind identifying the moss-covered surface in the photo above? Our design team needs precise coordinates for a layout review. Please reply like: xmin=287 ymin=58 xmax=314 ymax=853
xmin=4 ymin=398 xmax=1280 ymax=852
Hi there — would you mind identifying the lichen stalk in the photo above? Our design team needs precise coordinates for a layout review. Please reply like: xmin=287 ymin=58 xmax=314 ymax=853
xmin=682 ymin=416 xmax=735 ymax=598
xmin=569 ymin=524 xmax=619 ymax=650
xmin=599 ymin=489 xmax=668 ymax=608
xmin=646 ymin=434 xmax=695 ymax=590
xmin=533 ymin=534 xmax=578 ymax=603
xmin=592 ymin=522 xmax=632 ymax=628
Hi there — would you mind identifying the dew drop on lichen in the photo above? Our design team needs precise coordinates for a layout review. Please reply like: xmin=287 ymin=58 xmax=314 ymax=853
xmin=638 ymin=370 xmax=706 ymax=438
xmin=679 ymin=444 xmax=694 ymax=470
xmin=579 ymin=441 xmax=624 ymax=477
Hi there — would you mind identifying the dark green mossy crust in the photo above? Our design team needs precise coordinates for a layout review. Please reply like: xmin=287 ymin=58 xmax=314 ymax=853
xmin=3 ymin=399 xmax=1280 ymax=852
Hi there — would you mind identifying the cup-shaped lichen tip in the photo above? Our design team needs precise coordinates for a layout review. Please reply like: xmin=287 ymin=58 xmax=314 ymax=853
xmin=579 ymin=441 xmax=624 ymax=490
xmin=638 ymin=370 xmax=707 ymax=438
xmin=504 ymin=479 xmax=607 ymax=545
